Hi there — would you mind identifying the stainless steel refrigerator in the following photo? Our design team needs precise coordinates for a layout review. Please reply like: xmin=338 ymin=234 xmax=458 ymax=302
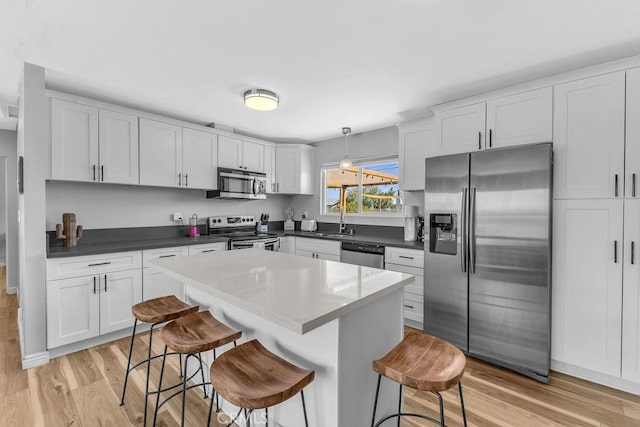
xmin=424 ymin=143 xmax=552 ymax=382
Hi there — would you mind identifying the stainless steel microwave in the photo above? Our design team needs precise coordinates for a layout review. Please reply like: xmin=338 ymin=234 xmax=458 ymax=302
xmin=206 ymin=168 xmax=267 ymax=200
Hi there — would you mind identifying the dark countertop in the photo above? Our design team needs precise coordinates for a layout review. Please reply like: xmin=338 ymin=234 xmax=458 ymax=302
xmin=47 ymin=235 xmax=230 ymax=258
xmin=274 ymin=230 xmax=424 ymax=250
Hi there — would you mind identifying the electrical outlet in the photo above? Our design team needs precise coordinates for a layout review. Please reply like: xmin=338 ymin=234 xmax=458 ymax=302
xmin=173 ymin=212 xmax=183 ymax=222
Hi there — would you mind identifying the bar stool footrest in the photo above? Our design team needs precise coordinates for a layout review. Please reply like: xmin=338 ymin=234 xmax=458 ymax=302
xmin=374 ymin=412 xmax=443 ymax=427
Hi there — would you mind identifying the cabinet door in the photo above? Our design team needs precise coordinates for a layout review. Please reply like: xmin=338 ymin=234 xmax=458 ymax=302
xmin=275 ymin=146 xmax=300 ymax=194
xmin=188 ymin=242 xmax=228 ymax=254
xmin=553 ymin=72 xmax=625 ymax=199
xmin=99 ymin=269 xmax=142 ymax=334
xmin=139 ymin=118 xmax=183 ymax=187
xmin=218 ymin=135 xmax=243 ymax=169
xmin=626 ymin=68 xmax=640 ymax=198
xmin=486 ymin=87 xmax=552 ymax=149
xmin=552 ymin=199 xmax=623 ymax=376
xmin=142 ymin=268 xmax=184 ymax=301
xmin=51 ymin=99 xmax=99 ymax=182
xmin=183 ymin=128 xmax=217 ymax=190
xmin=623 ymin=199 xmax=640 ymax=382
xmin=399 ymin=122 xmax=434 ymax=191
xmin=46 ymin=276 xmax=100 ymax=348
xmin=98 ymin=109 xmax=139 ymax=185
xmin=434 ymin=102 xmax=486 ymax=155
xmin=242 ymin=140 xmax=265 ymax=172
xmin=264 ymin=144 xmax=276 ymax=193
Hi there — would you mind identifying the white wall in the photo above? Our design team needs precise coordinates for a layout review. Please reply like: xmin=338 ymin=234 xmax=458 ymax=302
xmin=0 ymin=130 xmax=18 ymax=292
xmin=46 ymin=181 xmax=291 ymax=230
xmin=291 ymin=126 xmax=422 ymax=226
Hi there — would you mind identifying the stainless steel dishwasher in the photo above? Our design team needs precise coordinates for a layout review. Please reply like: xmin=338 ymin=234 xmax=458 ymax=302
xmin=340 ymin=241 xmax=385 ymax=268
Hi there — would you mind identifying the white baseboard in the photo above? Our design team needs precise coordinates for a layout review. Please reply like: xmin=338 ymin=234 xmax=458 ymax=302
xmin=552 ymin=359 xmax=640 ymax=395
xmin=6 ymin=286 xmax=16 ymax=294
xmin=22 ymin=351 xmax=49 ymax=369
xmin=47 ymin=326 xmax=135 ymax=360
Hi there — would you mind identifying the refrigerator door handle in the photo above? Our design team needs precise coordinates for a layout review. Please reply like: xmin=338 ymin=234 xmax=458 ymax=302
xmin=461 ymin=188 xmax=468 ymax=273
xmin=469 ymin=187 xmax=477 ymax=274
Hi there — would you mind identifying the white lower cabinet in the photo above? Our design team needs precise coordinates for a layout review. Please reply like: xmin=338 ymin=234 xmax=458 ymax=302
xmin=142 ymin=246 xmax=189 ymax=300
xmin=295 ymin=238 xmax=340 ymax=261
xmin=278 ymin=236 xmax=296 ymax=254
xmin=623 ymin=200 xmax=640 ymax=382
xmin=384 ymin=247 xmax=424 ymax=328
xmin=47 ymin=251 xmax=143 ymax=349
xmin=188 ymin=242 xmax=228 ymax=254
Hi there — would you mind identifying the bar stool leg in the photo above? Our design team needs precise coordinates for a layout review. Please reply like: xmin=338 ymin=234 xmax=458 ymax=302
xmin=179 ymin=353 xmax=183 ymax=378
xmin=301 ymin=389 xmax=309 ymax=427
xmin=197 ymin=352 xmax=208 ymax=398
xmin=247 ymin=409 xmax=253 ymax=427
xmin=435 ymin=391 xmax=445 ymax=426
xmin=181 ymin=355 xmax=189 ymax=427
xmin=397 ymin=384 xmax=403 ymax=427
xmin=153 ymin=345 xmax=169 ymax=427
xmin=206 ymin=383 xmax=216 ymax=427
xmin=459 ymin=382 xmax=468 ymax=427
xmin=265 ymin=407 xmax=268 ymax=427
xmin=120 ymin=319 xmax=137 ymax=405
xmin=370 ymin=374 xmax=382 ymax=427
xmin=143 ymin=324 xmax=156 ymax=427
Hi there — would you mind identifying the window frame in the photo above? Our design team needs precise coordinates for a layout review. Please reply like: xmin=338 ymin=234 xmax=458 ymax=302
xmin=320 ymin=156 xmax=404 ymax=218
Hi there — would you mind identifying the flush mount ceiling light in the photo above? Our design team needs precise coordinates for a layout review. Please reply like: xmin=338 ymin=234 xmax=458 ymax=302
xmin=243 ymin=89 xmax=279 ymax=111
xmin=339 ymin=127 xmax=353 ymax=169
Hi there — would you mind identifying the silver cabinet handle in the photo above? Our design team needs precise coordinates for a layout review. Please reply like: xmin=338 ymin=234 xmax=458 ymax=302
xmin=632 ymin=241 xmax=636 ymax=265
xmin=461 ymin=188 xmax=468 ymax=273
xmin=101 ymin=165 xmax=104 ymax=182
xmin=404 ymin=304 xmax=414 ymax=309
xmin=614 ymin=240 xmax=618 ymax=263
xmin=92 ymin=164 xmax=96 ymax=181
xmin=104 ymin=274 xmax=108 ymax=292
xmin=478 ymin=132 xmax=482 ymax=150
xmin=633 ymin=174 xmax=637 ymax=197
xmin=178 ymin=172 xmax=182 ymax=186
xmin=185 ymin=173 xmax=188 ymax=187
xmin=93 ymin=276 xmax=96 ymax=294
xmin=615 ymin=174 xmax=619 ymax=197
xmin=88 ymin=261 xmax=111 ymax=267
xmin=469 ymin=188 xmax=477 ymax=274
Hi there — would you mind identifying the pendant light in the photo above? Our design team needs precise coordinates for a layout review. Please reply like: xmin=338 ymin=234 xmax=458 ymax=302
xmin=339 ymin=127 xmax=353 ymax=169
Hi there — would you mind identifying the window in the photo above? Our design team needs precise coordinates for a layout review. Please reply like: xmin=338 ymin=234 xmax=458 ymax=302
xmin=322 ymin=160 xmax=403 ymax=215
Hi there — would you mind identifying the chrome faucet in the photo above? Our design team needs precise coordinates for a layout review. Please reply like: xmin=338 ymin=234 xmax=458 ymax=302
xmin=339 ymin=209 xmax=347 ymax=234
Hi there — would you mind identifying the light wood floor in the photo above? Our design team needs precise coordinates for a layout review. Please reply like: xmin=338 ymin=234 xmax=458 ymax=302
xmin=0 ymin=267 xmax=639 ymax=426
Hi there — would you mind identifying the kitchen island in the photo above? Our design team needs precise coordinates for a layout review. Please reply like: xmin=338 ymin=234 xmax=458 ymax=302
xmin=149 ymin=249 xmax=414 ymax=427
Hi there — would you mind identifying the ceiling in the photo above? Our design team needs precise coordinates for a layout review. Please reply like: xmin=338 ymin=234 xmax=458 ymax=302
xmin=2 ymin=0 xmax=640 ymax=143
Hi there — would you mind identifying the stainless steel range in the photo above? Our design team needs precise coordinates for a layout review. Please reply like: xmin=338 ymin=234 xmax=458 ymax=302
xmin=208 ymin=215 xmax=280 ymax=251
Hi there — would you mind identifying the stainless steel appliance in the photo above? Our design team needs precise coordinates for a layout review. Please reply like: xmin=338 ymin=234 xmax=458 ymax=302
xmin=206 ymin=168 xmax=267 ymax=200
xmin=340 ymin=242 xmax=385 ymax=268
xmin=208 ymin=215 xmax=280 ymax=251
xmin=424 ymin=143 xmax=552 ymax=382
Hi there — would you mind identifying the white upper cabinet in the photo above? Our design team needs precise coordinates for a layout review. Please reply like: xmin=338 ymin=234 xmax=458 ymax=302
xmin=552 ymin=199 xmax=623 ymax=377
xmin=218 ymin=135 xmax=265 ymax=172
xmin=626 ymin=68 xmax=640 ymax=199
xmin=264 ymin=144 xmax=276 ymax=194
xmin=435 ymin=102 xmax=486 ymax=154
xmin=51 ymin=99 xmax=99 ymax=182
xmin=98 ymin=109 xmax=139 ymax=184
xmin=486 ymin=87 xmax=553 ymax=149
xmin=52 ymin=99 xmax=139 ymax=184
xmin=275 ymin=145 xmax=314 ymax=195
xmin=139 ymin=118 xmax=183 ymax=188
xmin=553 ymin=72 xmax=626 ymax=199
xmin=182 ymin=128 xmax=218 ymax=190
xmin=623 ymin=199 xmax=640 ymax=382
xmin=398 ymin=120 xmax=434 ymax=191
xmin=433 ymin=87 xmax=553 ymax=156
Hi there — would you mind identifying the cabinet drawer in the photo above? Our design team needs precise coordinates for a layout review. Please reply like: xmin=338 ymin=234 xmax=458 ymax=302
xmin=404 ymin=291 xmax=423 ymax=304
xmin=403 ymin=297 xmax=423 ymax=320
xmin=385 ymin=247 xmax=423 ymax=268
xmin=47 ymin=251 xmax=142 ymax=280
xmin=188 ymin=242 xmax=228 ymax=255
xmin=295 ymin=238 xmax=340 ymax=256
xmin=143 ymin=246 xmax=189 ymax=267
xmin=405 ymin=282 xmax=423 ymax=297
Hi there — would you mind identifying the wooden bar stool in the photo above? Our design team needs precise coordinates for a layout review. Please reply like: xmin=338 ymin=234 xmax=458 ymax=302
xmin=370 ymin=332 xmax=468 ymax=427
xmin=153 ymin=310 xmax=242 ymax=427
xmin=120 ymin=295 xmax=199 ymax=426
xmin=207 ymin=339 xmax=315 ymax=427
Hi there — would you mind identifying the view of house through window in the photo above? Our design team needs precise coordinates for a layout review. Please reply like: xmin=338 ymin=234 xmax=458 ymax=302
xmin=323 ymin=161 xmax=402 ymax=215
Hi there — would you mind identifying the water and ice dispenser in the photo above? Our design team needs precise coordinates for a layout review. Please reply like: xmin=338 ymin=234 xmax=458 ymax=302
xmin=429 ymin=213 xmax=457 ymax=255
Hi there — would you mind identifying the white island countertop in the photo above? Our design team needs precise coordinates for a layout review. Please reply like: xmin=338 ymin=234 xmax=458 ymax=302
xmin=149 ymin=249 xmax=414 ymax=334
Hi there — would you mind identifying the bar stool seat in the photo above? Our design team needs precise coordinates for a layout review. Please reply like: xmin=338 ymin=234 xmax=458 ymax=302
xmin=154 ymin=311 xmax=242 ymax=427
xmin=120 ymin=295 xmax=199 ymax=426
xmin=371 ymin=332 xmax=468 ymax=426
xmin=208 ymin=339 xmax=314 ymax=426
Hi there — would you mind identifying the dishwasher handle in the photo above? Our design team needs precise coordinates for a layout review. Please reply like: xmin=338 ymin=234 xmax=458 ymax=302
xmin=340 ymin=241 xmax=385 ymax=255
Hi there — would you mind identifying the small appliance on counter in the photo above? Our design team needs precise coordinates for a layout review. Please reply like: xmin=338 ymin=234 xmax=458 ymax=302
xmin=257 ymin=213 xmax=269 ymax=232
xmin=284 ymin=207 xmax=295 ymax=231
xmin=301 ymin=219 xmax=317 ymax=232
xmin=56 ymin=212 xmax=83 ymax=247
xmin=404 ymin=205 xmax=418 ymax=241
xmin=189 ymin=214 xmax=200 ymax=237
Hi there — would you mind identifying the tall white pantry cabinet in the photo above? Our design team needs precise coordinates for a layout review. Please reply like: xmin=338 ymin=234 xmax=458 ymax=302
xmin=552 ymin=68 xmax=640 ymax=389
